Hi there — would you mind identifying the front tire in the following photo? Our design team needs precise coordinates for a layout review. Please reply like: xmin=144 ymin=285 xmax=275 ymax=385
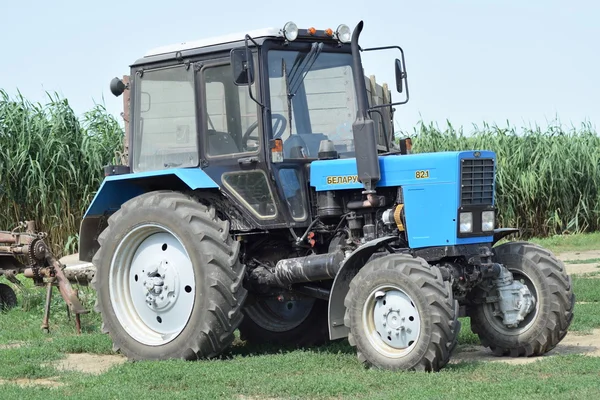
xmin=468 ymin=241 xmax=575 ymax=357
xmin=91 ymin=191 xmax=247 ymax=360
xmin=344 ymin=254 xmax=460 ymax=371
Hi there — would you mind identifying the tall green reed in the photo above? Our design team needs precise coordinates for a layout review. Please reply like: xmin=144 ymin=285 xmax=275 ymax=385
xmin=0 ymin=89 xmax=123 ymax=256
xmin=408 ymin=121 xmax=600 ymax=238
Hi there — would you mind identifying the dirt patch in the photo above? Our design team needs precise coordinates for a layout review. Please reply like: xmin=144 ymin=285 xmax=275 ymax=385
xmin=0 ymin=342 xmax=23 ymax=350
xmin=556 ymin=250 xmax=600 ymax=262
xmin=564 ymin=263 xmax=600 ymax=275
xmin=553 ymin=250 xmax=600 ymax=275
xmin=0 ymin=377 xmax=63 ymax=387
xmin=452 ymin=329 xmax=600 ymax=365
xmin=53 ymin=353 xmax=127 ymax=375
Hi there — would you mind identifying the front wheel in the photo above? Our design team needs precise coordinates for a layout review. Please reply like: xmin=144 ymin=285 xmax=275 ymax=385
xmin=344 ymin=254 xmax=460 ymax=371
xmin=468 ymin=241 xmax=575 ymax=356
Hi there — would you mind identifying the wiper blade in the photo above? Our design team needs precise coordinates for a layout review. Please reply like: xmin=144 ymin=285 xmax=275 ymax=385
xmin=282 ymin=58 xmax=293 ymax=135
xmin=287 ymin=42 xmax=324 ymax=97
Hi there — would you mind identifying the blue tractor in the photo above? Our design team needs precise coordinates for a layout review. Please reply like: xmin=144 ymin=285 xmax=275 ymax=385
xmin=82 ymin=21 xmax=574 ymax=371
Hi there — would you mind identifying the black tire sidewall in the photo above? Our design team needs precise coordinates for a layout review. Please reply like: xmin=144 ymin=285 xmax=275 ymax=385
xmin=0 ymin=283 xmax=17 ymax=310
xmin=96 ymin=201 xmax=219 ymax=359
xmin=349 ymin=268 xmax=434 ymax=369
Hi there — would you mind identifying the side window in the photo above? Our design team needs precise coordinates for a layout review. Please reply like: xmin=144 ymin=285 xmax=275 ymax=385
xmin=278 ymin=168 xmax=306 ymax=221
xmin=203 ymin=64 xmax=259 ymax=157
xmin=133 ymin=66 xmax=197 ymax=172
xmin=222 ymin=171 xmax=277 ymax=219
xmin=206 ymin=82 xmax=227 ymax=132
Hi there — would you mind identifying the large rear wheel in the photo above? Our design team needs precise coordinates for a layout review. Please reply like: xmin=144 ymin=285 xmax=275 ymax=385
xmin=92 ymin=191 xmax=247 ymax=360
xmin=344 ymin=254 xmax=460 ymax=371
xmin=239 ymin=294 xmax=329 ymax=346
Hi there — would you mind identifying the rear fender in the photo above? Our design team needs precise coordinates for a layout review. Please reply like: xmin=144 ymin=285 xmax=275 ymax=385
xmin=78 ymin=168 xmax=219 ymax=262
xmin=328 ymin=236 xmax=397 ymax=340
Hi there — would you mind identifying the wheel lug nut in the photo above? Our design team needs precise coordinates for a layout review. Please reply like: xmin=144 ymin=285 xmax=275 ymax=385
xmin=406 ymin=328 xmax=412 ymax=334
xmin=383 ymin=322 xmax=386 ymax=326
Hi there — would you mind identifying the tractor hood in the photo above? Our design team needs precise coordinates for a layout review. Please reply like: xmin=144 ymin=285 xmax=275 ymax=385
xmin=310 ymin=150 xmax=495 ymax=192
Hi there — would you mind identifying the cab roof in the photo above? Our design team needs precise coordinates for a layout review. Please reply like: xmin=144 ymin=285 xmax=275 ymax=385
xmin=144 ymin=27 xmax=282 ymax=58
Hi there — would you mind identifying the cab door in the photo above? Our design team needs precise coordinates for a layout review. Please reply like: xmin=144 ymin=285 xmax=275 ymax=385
xmin=196 ymin=58 xmax=292 ymax=228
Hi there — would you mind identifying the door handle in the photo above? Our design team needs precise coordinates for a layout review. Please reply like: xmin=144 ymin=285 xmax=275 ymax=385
xmin=237 ymin=156 xmax=258 ymax=165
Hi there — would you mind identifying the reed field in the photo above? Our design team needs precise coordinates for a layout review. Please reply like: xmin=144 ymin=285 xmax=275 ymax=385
xmin=410 ymin=121 xmax=600 ymax=238
xmin=0 ymin=90 xmax=123 ymax=256
xmin=1 ymin=89 xmax=599 ymax=255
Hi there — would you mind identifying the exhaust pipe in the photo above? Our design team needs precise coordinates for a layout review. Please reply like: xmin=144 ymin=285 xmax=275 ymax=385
xmin=350 ymin=21 xmax=380 ymax=194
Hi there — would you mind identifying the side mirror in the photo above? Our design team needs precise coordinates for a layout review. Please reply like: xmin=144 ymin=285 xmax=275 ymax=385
xmin=110 ymin=77 xmax=126 ymax=97
xmin=394 ymin=59 xmax=406 ymax=93
xmin=231 ymin=48 xmax=254 ymax=86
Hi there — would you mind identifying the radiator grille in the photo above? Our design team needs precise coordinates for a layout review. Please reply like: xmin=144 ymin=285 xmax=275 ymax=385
xmin=460 ymin=158 xmax=495 ymax=205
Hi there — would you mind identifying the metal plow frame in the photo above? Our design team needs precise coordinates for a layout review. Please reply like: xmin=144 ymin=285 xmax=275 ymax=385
xmin=0 ymin=221 xmax=96 ymax=333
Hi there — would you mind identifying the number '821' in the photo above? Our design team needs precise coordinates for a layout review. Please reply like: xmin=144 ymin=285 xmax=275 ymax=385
xmin=415 ymin=170 xmax=430 ymax=179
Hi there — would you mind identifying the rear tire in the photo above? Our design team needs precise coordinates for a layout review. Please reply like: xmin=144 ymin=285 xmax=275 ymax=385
xmin=344 ymin=254 xmax=460 ymax=371
xmin=468 ymin=241 xmax=574 ymax=357
xmin=239 ymin=295 xmax=329 ymax=347
xmin=91 ymin=191 xmax=247 ymax=360
xmin=0 ymin=283 xmax=17 ymax=311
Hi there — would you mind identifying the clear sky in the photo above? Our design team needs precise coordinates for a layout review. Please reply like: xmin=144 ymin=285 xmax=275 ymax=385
xmin=1 ymin=0 xmax=598 ymax=134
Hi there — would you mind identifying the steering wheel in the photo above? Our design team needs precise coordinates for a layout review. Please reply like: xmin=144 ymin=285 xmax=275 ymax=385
xmin=242 ymin=113 xmax=287 ymax=150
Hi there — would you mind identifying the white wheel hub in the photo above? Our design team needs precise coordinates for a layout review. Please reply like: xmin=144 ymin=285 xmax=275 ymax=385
xmin=363 ymin=285 xmax=421 ymax=358
xmin=109 ymin=224 xmax=196 ymax=346
xmin=143 ymin=260 xmax=178 ymax=310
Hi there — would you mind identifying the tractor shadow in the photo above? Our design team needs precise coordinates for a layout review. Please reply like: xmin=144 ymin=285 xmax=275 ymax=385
xmin=219 ymin=335 xmax=356 ymax=360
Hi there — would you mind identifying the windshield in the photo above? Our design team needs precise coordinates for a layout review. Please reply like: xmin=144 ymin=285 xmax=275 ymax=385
xmin=267 ymin=49 xmax=357 ymax=158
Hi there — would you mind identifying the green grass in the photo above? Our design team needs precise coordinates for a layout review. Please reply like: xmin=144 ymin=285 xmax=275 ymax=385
xmin=1 ymin=347 xmax=600 ymax=399
xmin=570 ymin=272 xmax=600 ymax=333
xmin=562 ymin=258 xmax=600 ymax=264
xmin=2 ymin=268 xmax=600 ymax=399
xmin=527 ymin=232 xmax=600 ymax=254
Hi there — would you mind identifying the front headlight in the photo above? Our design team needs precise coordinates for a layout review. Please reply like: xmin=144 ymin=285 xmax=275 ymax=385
xmin=482 ymin=210 xmax=495 ymax=232
xmin=282 ymin=21 xmax=299 ymax=41
xmin=335 ymin=24 xmax=351 ymax=43
xmin=459 ymin=212 xmax=473 ymax=233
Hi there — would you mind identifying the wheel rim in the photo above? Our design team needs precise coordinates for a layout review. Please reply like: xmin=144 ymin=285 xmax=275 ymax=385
xmin=245 ymin=297 xmax=315 ymax=332
xmin=362 ymin=285 xmax=421 ymax=358
xmin=109 ymin=223 xmax=195 ymax=346
xmin=483 ymin=269 xmax=539 ymax=336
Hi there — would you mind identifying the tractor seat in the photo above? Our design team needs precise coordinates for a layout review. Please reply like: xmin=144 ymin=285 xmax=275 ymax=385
xmin=283 ymin=133 xmax=329 ymax=158
xmin=208 ymin=130 xmax=240 ymax=155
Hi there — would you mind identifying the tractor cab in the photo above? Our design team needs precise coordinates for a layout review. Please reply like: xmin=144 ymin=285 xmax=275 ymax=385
xmin=106 ymin=21 xmax=408 ymax=231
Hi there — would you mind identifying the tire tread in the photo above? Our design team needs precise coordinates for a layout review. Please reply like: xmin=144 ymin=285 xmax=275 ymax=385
xmin=91 ymin=190 xmax=247 ymax=361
